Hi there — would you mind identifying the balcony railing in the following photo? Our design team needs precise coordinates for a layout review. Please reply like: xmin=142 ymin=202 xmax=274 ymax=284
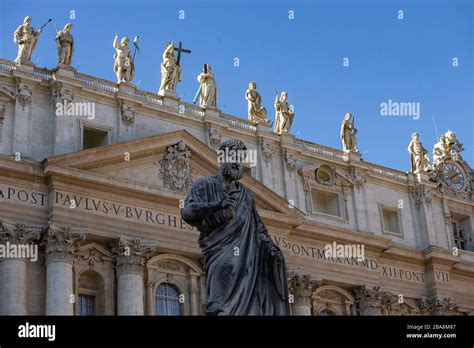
xmin=74 ymin=73 xmax=118 ymax=93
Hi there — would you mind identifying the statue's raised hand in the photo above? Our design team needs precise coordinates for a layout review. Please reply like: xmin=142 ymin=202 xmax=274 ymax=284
xmin=219 ymin=189 xmax=239 ymax=210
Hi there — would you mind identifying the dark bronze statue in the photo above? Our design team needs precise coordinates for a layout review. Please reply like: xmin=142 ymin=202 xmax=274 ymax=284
xmin=181 ymin=139 xmax=290 ymax=315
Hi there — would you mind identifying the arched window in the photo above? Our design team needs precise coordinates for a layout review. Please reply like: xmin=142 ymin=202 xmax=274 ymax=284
xmin=318 ymin=308 xmax=337 ymax=316
xmin=155 ymin=283 xmax=182 ymax=316
xmin=77 ymin=270 xmax=105 ymax=316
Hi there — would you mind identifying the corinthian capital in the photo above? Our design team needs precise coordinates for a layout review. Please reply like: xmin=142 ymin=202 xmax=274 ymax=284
xmin=417 ymin=297 xmax=460 ymax=316
xmin=110 ymin=236 xmax=156 ymax=276
xmin=41 ymin=223 xmax=87 ymax=263
xmin=0 ymin=219 xmax=41 ymax=245
xmin=287 ymin=272 xmax=320 ymax=305
xmin=354 ymin=285 xmax=393 ymax=315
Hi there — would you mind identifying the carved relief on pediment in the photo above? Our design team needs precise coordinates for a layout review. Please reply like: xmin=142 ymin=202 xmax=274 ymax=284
xmin=159 ymin=140 xmax=193 ymax=192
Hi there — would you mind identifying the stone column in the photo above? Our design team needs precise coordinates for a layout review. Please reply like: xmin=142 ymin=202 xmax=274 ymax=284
xmin=189 ymin=272 xmax=200 ymax=315
xmin=42 ymin=224 xmax=87 ymax=315
xmin=111 ymin=237 xmax=155 ymax=315
xmin=146 ymin=281 xmax=154 ymax=315
xmin=288 ymin=272 xmax=319 ymax=315
xmin=0 ymin=220 xmax=41 ymax=315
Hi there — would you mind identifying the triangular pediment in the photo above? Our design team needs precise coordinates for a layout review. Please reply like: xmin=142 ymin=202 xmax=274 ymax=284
xmin=43 ymin=130 xmax=303 ymax=224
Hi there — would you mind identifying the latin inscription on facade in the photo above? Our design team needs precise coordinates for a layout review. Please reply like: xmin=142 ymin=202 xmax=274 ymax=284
xmin=273 ymin=236 xmax=450 ymax=283
xmin=0 ymin=184 xmax=452 ymax=284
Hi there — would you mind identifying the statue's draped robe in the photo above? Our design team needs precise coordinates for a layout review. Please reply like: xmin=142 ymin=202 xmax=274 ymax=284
xmin=408 ymin=139 xmax=428 ymax=172
xmin=160 ymin=54 xmax=181 ymax=92
xmin=183 ymin=176 xmax=290 ymax=315
xmin=14 ymin=25 xmax=39 ymax=62
xmin=246 ymin=89 xmax=268 ymax=123
xmin=340 ymin=121 xmax=355 ymax=151
xmin=56 ymin=30 xmax=74 ymax=65
xmin=198 ymin=73 xmax=217 ymax=108
xmin=274 ymin=100 xmax=294 ymax=134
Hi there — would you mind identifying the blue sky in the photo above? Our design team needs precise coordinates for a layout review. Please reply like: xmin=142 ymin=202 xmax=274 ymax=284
xmin=1 ymin=0 xmax=472 ymax=171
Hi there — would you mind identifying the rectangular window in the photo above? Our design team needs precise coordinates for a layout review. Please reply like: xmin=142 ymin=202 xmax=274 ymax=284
xmin=78 ymin=295 xmax=95 ymax=316
xmin=381 ymin=207 xmax=401 ymax=235
xmin=452 ymin=221 xmax=467 ymax=251
xmin=82 ymin=127 xmax=108 ymax=150
xmin=311 ymin=189 xmax=341 ymax=217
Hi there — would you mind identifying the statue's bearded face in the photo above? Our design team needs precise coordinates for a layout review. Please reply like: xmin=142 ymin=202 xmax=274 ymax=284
xmin=221 ymin=162 xmax=244 ymax=181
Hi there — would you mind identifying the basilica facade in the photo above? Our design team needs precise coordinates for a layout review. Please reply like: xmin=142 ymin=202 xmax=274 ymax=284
xmin=0 ymin=54 xmax=473 ymax=316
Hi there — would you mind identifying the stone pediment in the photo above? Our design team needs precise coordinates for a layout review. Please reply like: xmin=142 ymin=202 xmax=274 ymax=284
xmin=43 ymin=130 xmax=303 ymax=222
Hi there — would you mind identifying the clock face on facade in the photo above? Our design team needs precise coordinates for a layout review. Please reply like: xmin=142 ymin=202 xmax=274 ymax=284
xmin=442 ymin=161 xmax=466 ymax=191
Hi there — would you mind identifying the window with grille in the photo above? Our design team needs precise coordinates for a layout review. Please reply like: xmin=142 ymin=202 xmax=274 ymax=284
xmin=155 ymin=283 xmax=182 ymax=316
xmin=452 ymin=221 xmax=467 ymax=250
xmin=78 ymin=295 xmax=95 ymax=316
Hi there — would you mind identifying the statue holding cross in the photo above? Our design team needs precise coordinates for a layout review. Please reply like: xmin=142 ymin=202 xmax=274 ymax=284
xmin=159 ymin=41 xmax=191 ymax=97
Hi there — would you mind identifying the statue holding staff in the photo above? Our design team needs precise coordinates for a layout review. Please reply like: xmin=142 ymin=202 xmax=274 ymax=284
xmin=13 ymin=16 xmax=50 ymax=63
xmin=113 ymin=34 xmax=135 ymax=83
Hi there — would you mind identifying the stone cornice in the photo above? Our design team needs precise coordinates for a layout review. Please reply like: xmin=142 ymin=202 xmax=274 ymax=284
xmin=423 ymin=246 xmax=467 ymax=268
xmin=0 ymin=155 xmax=44 ymax=179
xmin=294 ymin=220 xmax=392 ymax=251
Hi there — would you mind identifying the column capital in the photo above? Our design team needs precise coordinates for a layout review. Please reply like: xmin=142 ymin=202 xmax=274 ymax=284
xmin=353 ymin=285 xmax=392 ymax=315
xmin=288 ymin=272 xmax=320 ymax=305
xmin=0 ymin=219 xmax=41 ymax=245
xmin=41 ymin=223 xmax=87 ymax=263
xmin=417 ymin=296 xmax=460 ymax=316
xmin=110 ymin=236 xmax=156 ymax=276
